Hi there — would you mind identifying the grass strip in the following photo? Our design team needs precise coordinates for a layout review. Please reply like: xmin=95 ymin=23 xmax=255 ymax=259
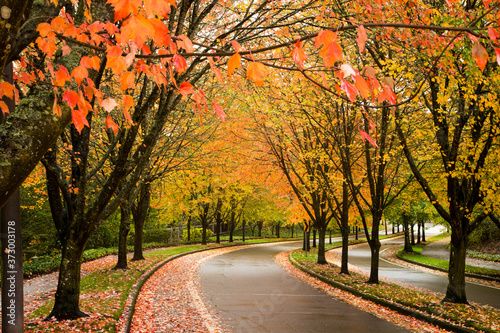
xmin=290 ymin=249 xmax=500 ymax=333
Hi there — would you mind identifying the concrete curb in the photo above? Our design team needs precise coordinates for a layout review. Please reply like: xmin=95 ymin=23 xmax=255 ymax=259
xmin=288 ymin=254 xmax=478 ymax=333
xmin=395 ymin=252 xmax=500 ymax=283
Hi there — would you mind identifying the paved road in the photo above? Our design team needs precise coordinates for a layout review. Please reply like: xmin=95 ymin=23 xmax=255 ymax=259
xmin=199 ymin=242 xmax=407 ymax=333
xmin=346 ymin=235 xmax=500 ymax=308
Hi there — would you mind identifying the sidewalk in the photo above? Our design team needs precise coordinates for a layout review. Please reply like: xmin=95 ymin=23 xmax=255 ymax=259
xmin=421 ymin=235 xmax=500 ymax=271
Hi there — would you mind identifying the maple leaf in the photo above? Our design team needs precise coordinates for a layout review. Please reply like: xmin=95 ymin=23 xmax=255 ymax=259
xmin=144 ymin=0 xmax=172 ymax=17
xmin=353 ymin=75 xmax=370 ymax=99
xmin=123 ymin=109 xmax=133 ymax=126
xmin=231 ymin=40 xmax=242 ymax=52
xmin=54 ymin=66 xmax=71 ymax=87
xmin=101 ymin=98 xmax=119 ymax=112
xmin=320 ymin=40 xmax=343 ymax=68
xmin=213 ymin=102 xmax=226 ymax=122
xmin=72 ymin=109 xmax=89 ymax=134
xmin=357 ymin=25 xmax=368 ymax=53
xmin=359 ymin=129 xmax=379 ymax=147
xmin=472 ymin=43 xmax=488 ymax=72
xmin=341 ymin=79 xmax=358 ymax=102
xmin=340 ymin=64 xmax=357 ymax=78
xmin=0 ymin=101 xmax=9 ymax=116
xmin=71 ymin=66 xmax=88 ymax=85
xmin=173 ymin=54 xmax=188 ymax=73
xmin=488 ymin=27 xmax=498 ymax=42
xmin=247 ymin=62 xmax=267 ymax=86
xmin=123 ymin=94 xmax=134 ymax=111
xmin=179 ymin=82 xmax=195 ymax=96
xmin=63 ymin=90 xmax=80 ymax=109
xmin=36 ymin=23 xmax=53 ymax=38
xmin=107 ymin=0 xmax=141 ymax=22
xmin=227 ymin=53 xmax=241 ymax=77
xmin=0 ymin=81 xmax=15 ymax=100
xmin=495 ymin=47 xmax=500 ymax=66
xmin=120 ymin=71 xmax=135 ymax=91
xmin=121 ymin=15 xmax=154 ymax=47
xmin=106 ymin=115 xmax=121 ymax=135
xmin=177 ymin=35 xmax=194 ymax=53
xmin=291 ymin=40 xmax=307 ymax=70
xmin=378 ymin=85 xmax=397 ymax=104
xmin=80 ymin=56 xmax=101 ymax=70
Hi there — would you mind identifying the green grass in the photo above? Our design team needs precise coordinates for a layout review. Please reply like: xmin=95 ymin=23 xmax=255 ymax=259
xmin=398 ymin=249 xmax=500 ymax=277
xmin=291 ymin=249 xmax=500 ymax=333
xmin=426 ymin=231 xmax=451 ymax=243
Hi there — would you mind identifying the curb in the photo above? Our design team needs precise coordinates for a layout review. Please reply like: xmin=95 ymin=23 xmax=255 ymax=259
xmin=288 ymin=254 xmax=478 ymax=333
xmin=395 ymin=252 xmax=500 ymax=283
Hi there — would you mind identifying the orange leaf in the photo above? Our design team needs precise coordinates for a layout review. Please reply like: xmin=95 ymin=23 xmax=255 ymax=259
xmin=341 ymin=79 xmax=358 ymax=102
xmin=107 ymin=0 xmax=141 ymax=21
xmin=0 ymin=101 xmax=8 ymax=116
xmin=53 ymin=96 xmax=62 ymax=117
xmin=315 ymin=30 xmax=336 ymax=49
xmin=63 ymin=90 xmax=80 ymax=109
xmin=488 ymin=27 xmax=498 ymax=42
xmin=357 ymin=25 xmax=368 ymax=53
xmin=231 ymin=40 xmax=242 ymax=52
xmin=101 ymin=97 xmax=119 ymax=112
xmin=227 ymin=53 xmax=241 ymax=77
xmin=72 ymin=109 xmax=89 ymax=134
xmin=123 ymin=94 xmax=134 ymax=110
xmin=177 ymin=35 xmax=194 ymax=53
xmin=121 ymin=14 xmax=154 ymax=47
xmin=320 ymin=40 xmax=343 ymax=68
xmin=54 ymin=66 xmax=71 ymax=87
xmin=292 ymin=40 xmax=307 ymax=69
xmin=359 ymin=129 xmax=379 ymax=147
xmin=207 ymin=57 xmax=223 ymax=83
xmin=80 ymin=56 xmax=101 ymax=70
xmin=173 ymin=54 xmax=187 ymax=73
xmin=71 ymin=66 xmax=88 ymax=85
xmin=179 ymin=82 xmax=194 ymax=96
xmin=36 ymin=23 xmax=53 ymax=37
xmin=353 ymin=75 xmax=370 ymax=99
xmin=106 ymin=115 xmax=120 ymax=135
xmin=378 ymin=85 xmax=397 ymax=104
xmin=0 ymin=81 xmax=15 ymax=100
xmin=472 ymin=43 xmax=488 ymax=71
xmin=120 ymin=71 xmax=135 ymax=91
xmin=123 ymin=109 xmax=133 ymax=126
xmin=247 ymin=62 xmax=266 ymax=86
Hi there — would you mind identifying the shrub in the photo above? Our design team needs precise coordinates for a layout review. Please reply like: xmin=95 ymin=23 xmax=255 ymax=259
xmin=182 ymin=228 xmax=213 ymax=242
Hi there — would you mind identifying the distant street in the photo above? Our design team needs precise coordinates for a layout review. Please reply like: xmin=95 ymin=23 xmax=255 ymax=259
xmin=342 ymin=226 xmax=500 ymax=309
xmin=199 ymin=242 xmax=408 ymax=333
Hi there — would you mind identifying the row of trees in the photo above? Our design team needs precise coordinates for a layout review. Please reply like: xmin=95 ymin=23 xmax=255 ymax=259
xmin=1 ymin=0 xmax=500 ymax=322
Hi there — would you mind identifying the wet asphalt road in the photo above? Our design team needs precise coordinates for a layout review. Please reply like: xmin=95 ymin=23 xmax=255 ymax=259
xmin=199 ymin=242 xmax=408 ymax=333
xmin=348 ymin=236 xmax=500 ymax=308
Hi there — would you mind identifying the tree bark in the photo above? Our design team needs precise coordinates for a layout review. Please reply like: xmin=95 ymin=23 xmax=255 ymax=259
xmin=47 ymin=232 xmax=87 ymax=319
xmin=402 ymin=215 xmax=413 ymax=253
xmin=114 ymin=204 xmax=131 ymax=269
xmin=368 ymin=237 xmax=381 ymax=284
xmin=131 ymin=183 xmax=150 ymax=261
xmin=443 ymin=226 xmax=468 ymax=303
xmin=317 ymin=227 xmax=327 ymax=264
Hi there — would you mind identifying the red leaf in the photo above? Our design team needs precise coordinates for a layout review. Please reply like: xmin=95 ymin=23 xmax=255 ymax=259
xmin=488 ymin=26 xmax=498 ymax=42
xmin=106 ymin=115 xmax=121 ymax=135
xmin=353 ymin=75 xmax=370 ymax=99
xmin=72 ymin=109 xmax=89 ymax=134
xmin=63 ymin=90 xmax=80 ymax=109
xmin=54 ymin=66 xmax=71 ymax=87
xmin=341 ymin=79 xmax=358 ymax=102
xmin=378 ymin=85 xmax=397 ymax=104
xmin=357 ymin=25 xmax=368 ymax=53
xmin=231 ymin=40 xmax=242 ymax=52
xmin=0 ymin=101 xmax=8 ymax=116
xmin=120 ymin=71 xmax=135 ymax=91
xmin=213 ymin=102 xmax=226 ymax=122
xmin=107 ymin=0 xmax=141 ymax=22
xmin=292 ymin=40 xmax=307 ymax=69
xmin=359 ymin=129 xmax=379 ymax=147
xmin=173 ymin=54 xmax=187 ymax=73
xmin=472 ymin=43 xmax=488 ymax=71
xmin=179 ymin=82 xmax=195 ymax=96
xmin=495 ymin=47 xmax=500 ymax=66
xmin=177 ymin=35 xmax=194 ymax=53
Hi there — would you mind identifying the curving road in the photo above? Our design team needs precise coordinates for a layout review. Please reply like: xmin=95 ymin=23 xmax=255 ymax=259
xmin=199 ymin=242 xmax=408 ymax=333
xmin=345 ymin=235 xmax=500 ymax=308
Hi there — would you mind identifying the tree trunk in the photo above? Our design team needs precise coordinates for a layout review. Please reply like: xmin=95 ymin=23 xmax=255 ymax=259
xmin=291 ymin=224 xmax=294 ymax=238
xmin=368 ymin=237 xmax=381 ymax=284
xmin=115 ymin=204 xmax=131 ymax=269
xmin=201 ymin=222 xmax=207 ymax=245
xmin=131 ymin=183 xmax=150 ymax=261
xmin=443 ymin=226 xmax=468 ymax=303
xmin=417 ymin=222 xmax=421 ymax=244
xmin=355 ymin=226 xmax=358 ymax=240
xmin=317 ymin=227 xmax=327 ymax=264
xmin=276 ymin=224 xmax=280 ymax=238
xmin=312 ymin=228 xmax=316 ymax=247
xmin=421 ymin=220 xmax=426 ymax=242
xmin=257 ymin=221 xmax=263 ymax=237
xmin=187 ymin=215 xmax=191 ymax=241
xmin=329 ymin=229 xmax=332 ymax=244
xmin=47 ymin=233 xmax=88 ymax=319
xmin=402 ymin=216 xmax=413 ymax=253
